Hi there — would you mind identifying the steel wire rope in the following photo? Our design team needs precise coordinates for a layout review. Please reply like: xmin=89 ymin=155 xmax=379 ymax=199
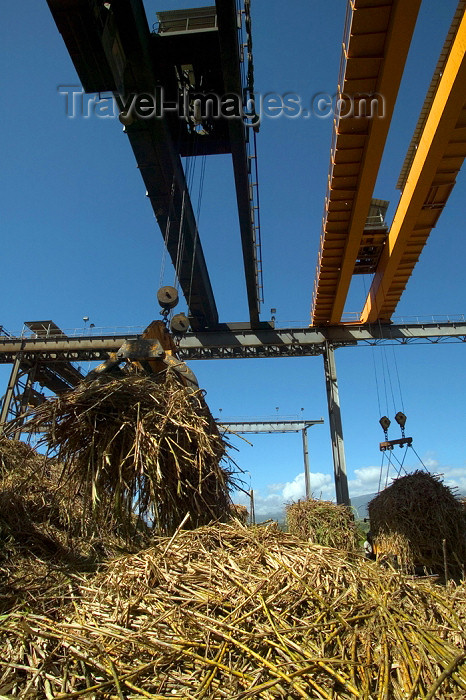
xmin=384 ymin=325 xmax=405 ymax=416
xmin=388 ymin=444 xmax=410 ymax=478
xmin=378 ymin=324 xmax=390 ymax=417
xmin=378 ymin=318 xmax=397 ymax=415
xmin=364 ymin=273 xmax=399 ymax=491
xmin=165 ymin=64 xmax=195 ymax=297
xmin=384 ymin=449 xmax=395 ymax=490
xmin=368 ymin=273 xmax=391 ymax=417
xmin=173 ymin=116 xmax=200 ymax=293
xmin=173 ymin=163 xmax=190 ymax=289
xmin=161 ymin=65 xmax=194 ymax=294
xmin=178 ymin=134 xmax=201 ymax=298
xmin=374 ymin=275 xmax=403 ymax=416
xmin=390 ymin=338 xmax=406 ymax=413
xmin=409 ymin=444 xmax=429 ymax=472
xmin=159 ymin=72 xmax=193 ymax=294
xmin=173 ymin=186 xmax=187 ymax=290
xmin=159 ymin=175 xmax=177 ymax=289
xmin=187 ymin=153 xmax=206 ymax=311
xmin=363 ymin=274 xmax=383 ymax=417
xmin=378 ymin=451 xmax=386 ymax=493
xmin=182 ymin=128 xmax=200 ymax=293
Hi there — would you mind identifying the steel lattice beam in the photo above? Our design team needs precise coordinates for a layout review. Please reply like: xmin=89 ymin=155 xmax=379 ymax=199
xmin=219 ymin=419 xmax=324 ymax=433
xmin=0 ymin=322 xmax=465 ymax=364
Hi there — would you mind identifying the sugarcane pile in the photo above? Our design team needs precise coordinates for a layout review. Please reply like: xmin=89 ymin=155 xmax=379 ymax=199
xmin=0 ymin=521 xmax=465 ymax=698
xmin=286 ymin=497 xmax=358 ymax=550
xmin=25 ymin=372 xmax=238 ymax=535
xmin=0 ymin=436 xmax=142 ymax=616
xmin=230 ymin=503 xmax=249 ymax=523
xmin=369 ymin=470 xmax=466 ymax=576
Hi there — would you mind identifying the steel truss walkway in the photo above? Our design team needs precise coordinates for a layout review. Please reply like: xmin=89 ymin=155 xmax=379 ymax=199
xmin=1 ymin=321 xmax=465 ymax=364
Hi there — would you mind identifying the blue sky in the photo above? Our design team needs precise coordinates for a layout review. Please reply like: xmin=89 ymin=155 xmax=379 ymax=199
xmin=1 ymin=0 xmax=465 ymax=518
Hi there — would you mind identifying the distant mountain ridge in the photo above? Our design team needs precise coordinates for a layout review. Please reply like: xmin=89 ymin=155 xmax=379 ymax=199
xmin=350 ymin=493 xmax=377 ymax=519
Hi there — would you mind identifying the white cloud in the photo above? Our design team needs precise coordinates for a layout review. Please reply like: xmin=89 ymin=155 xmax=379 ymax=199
xmin=309 ymin=472 xmax=334 ymax=498
xmin=267 ymin=482 xmax=285 ymax=493
xmin=424 ymin=458 xmax=439 ymax=469
xmin=282 ymin=473 xmax=305 ymax=501
xmin=282 ymin=471 xmax=334 ymax=502
xmin=349 ymin=466 xmax=383 ymax=497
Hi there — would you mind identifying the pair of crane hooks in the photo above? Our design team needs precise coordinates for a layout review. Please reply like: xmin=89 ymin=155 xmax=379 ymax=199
xmin=379 ymin=411 xmax=413 ymax=452
xmin=378 ymin=411 xmax=412 ymax=490
xmin=156 ymin=286 xmax=190 ymax=336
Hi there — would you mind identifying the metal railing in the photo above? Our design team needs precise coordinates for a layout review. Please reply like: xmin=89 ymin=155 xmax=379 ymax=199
xmin=0 ymin=314 xmax=464 ymax=342
xmin=13 ymin=325 xmax=146 ymax=340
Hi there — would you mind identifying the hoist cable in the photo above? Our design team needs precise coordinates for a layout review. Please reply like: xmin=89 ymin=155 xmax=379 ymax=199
xmin=378 ymin=322 xmax=397 ymax=415
xmin=160 ymin=66 xmax=191 ymax=292
xmin=175 ymin=157 xmax=191 ymax=288
xmin=159 ymin=176 xmax=176 ymax=288
xmin=384 ymin=340 xmax=397 ymax=415
xmin=384 ymin=449 xmax=396 ymax=490
xmin=188 ymin=154 xmax=206 ymax=310
xmin=173 ymin=186 xmax=187 ymax=289
xmin=409 ymin=445 xmax=429 ymax=472
xmin=181 ymin=133 xmax=201 ymax=298
xmin=391 ymin=342 xmax=406 ymax=413
xmin=197 ymin=155 xmax=207 ymax=222
xmin=378 ymin=451 xmax=386 ymax=493
xmin=173 ymin=125 xmax=200 ymax=291
xmin=381 ymin=348 xmax=390 ymax=415
xmin=389 ymin=445 xmax=409 ymax=478
xmin=159 ymin=64 xmax=207 ymax=301
xmin=372 ymin=349 xmax=382 ymax=417
xmin=363 ymin=275 xmax=383 ymax=417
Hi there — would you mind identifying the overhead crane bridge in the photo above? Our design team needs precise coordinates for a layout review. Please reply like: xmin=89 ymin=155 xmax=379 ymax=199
xmin=312 ymin=0 xmax=466 ymax=325
xmin=2 ymin=0 xmax=466 ymax=507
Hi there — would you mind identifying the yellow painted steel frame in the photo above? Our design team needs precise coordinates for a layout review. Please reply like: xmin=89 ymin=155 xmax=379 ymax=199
xmin=311 ymin=0 xmax=421 ymax=325
xmin=141 ymin=320 xmax=178 ymax=375
xmin=361 ymin=10 xmax=466 ymax=323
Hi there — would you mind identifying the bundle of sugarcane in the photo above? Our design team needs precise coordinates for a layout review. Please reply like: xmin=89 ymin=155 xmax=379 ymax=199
xmin=0 ymin=521 xmax=465 ymax=698
xmin=25 ymin=372 xmax=238 ymax=535
xmin=369 ymin=470 xmax=466 ymax=575
xmin=230 ymin=503 xmax=249 ymax=523
xmin=286 ymin=497 xmax=358 ymax=550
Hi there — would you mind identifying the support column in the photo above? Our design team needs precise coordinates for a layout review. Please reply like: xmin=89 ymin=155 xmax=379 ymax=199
xmin=0 ymin=354 xmax=22 ymax=434
xmin=302 ymin=427 xmax=311 ymax=499
xmin=323 ymin=342 xmax=350 ymax=506
xmin=13 ymin=364 xmax=37 ymax=440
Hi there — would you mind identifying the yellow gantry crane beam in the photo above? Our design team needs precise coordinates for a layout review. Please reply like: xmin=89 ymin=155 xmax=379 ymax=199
xmin=311 ymin=0 xmax=421 ymax=326
xmin=361 ymin=4 xmax=466 ymax=322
